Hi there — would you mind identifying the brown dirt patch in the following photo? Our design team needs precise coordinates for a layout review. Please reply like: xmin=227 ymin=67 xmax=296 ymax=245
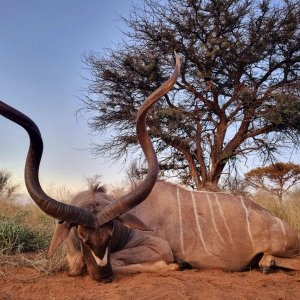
xmin=1 ymin=265 xmax=300 ymax=300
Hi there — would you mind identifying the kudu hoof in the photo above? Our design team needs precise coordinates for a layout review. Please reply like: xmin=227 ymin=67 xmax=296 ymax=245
xmin=261 ymin=259 xmax=276 ymax=275
xmin=261 ymin=267 xmax=271 ymax=275
xmin=92 ymin=273 xmax=114 ymax=283
xmin=270 ymin=260 xmax=276 ymax=267
xmin=176 ymin=259 xmax=193 ymax=271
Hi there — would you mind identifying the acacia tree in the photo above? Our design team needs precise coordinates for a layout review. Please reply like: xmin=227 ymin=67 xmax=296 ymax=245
xmin=82 ymin=0 xmax=300 ymax=191
xmin=244 ymin=162 xmax=300 ymax=202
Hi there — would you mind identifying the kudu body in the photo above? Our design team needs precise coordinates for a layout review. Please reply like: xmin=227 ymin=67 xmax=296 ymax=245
xmin=56 ymin=179 xmax=300 ymax=277
xmin=132 ymin=181 xmax=300 ymax=272
xmin=1 ymin=53 xmax=300 ymax=282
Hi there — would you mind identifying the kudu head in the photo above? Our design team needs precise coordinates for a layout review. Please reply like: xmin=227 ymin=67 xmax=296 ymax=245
xmin=0 ymin=53 xmax=180 ymax=282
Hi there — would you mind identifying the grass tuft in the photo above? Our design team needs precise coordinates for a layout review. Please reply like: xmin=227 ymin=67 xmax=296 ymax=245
xmin=0 ymin=246 xmax=67 ymax=276
xmin=0 ymin=198 xmax=54 ymax=255
xmin=0 ymin=218 xmax=38 ymax=254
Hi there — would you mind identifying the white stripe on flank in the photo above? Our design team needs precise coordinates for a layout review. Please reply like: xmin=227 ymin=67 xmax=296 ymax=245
xmin=191 ymin=191 xmax=211 ymax=255
xmin=205 ymin=193 xmax=226 ymax=244
xmin=240 ymin=197 xmax=254 ymax=245
xmin=92 ymin=247 xmax=108 ymax=267
xmin=277 ymin=217 xmax=288 ymax=251
xmin=213 ymin=193 xmax=234 ymax=244
xmin=176 ymin=186 xmax=185 ymax=255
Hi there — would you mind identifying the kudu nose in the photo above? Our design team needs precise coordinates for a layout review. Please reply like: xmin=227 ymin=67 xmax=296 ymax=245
xmin=99 ymin=264 xmax=114 ymax=283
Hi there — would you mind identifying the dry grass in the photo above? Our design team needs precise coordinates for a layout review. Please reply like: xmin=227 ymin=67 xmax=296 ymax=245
xmin=0 ymin=246 xmax=67 ymax=276
xmin=0 ymin=185 xmax=72 ymax=275
xmin=253 ymin=189 xmax=300 ymax=234
xmin=0 ymin=197 xmax=54 ymax=254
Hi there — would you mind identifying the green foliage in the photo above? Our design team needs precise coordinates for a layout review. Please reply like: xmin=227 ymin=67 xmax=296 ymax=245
xmin=267 ymin=94 xmax=300 ymax=133
xmin=0 ymin=198 xmax=54 ymax=255
xmin=0 ymin=218 xmax=38 ymax=254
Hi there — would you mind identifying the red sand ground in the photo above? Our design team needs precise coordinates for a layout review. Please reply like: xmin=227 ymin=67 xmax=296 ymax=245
xmin=1 ymin=265 xmax=300 ymax=300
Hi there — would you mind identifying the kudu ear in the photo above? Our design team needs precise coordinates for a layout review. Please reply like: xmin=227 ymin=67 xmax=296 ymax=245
xmin=46 ymin=222 xmax=72 ymax=258
xmin=117 ymin=213 xmax=152 ymax=231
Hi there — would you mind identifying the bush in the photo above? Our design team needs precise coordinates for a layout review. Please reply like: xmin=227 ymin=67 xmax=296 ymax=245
xmin=0 ymin=182 xmax=75 ymax=256
xmin=0 ymin=198 xmax=54 ymax=255
xmin=0 ymin=218 xmax=37 ymax=254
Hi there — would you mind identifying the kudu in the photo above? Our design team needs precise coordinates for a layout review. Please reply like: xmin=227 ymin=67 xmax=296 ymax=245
xmin=1 ymin=54 xmax=300 ymax=282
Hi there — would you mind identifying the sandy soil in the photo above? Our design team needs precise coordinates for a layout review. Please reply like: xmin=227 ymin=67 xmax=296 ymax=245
xmin=1 ymin=265 xmax=300 ymax=300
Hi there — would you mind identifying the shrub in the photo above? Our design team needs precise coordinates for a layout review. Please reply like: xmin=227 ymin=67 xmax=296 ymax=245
xmin=0 ymin=223 xmax=52 ymax=255
xmin=0 ymin=198 xmax=54 ymax=254
xmin=0 ymin=218 xmax=41 ymax=254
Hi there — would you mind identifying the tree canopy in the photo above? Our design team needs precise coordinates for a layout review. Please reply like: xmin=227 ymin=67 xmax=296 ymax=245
xmin=82 ymin=0 xmax=300 ymax=190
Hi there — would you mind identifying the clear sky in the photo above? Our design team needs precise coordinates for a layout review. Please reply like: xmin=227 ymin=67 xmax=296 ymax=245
xmin=0 ymin=0 xmax=142 ymax=193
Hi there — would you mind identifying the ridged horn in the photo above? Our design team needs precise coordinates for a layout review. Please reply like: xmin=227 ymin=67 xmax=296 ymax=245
xmin=97 ymin=53 xmax=181 ymax=225
xmin=0 ymin=101 xmax=97 ymax=228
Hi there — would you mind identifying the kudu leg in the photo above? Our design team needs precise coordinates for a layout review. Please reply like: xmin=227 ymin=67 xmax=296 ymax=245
xmin=259 ymin=254 xmax=300 ymax=274
xmin=66 ymin=229 xmax=86 ymax=276
xmin=66 ymin=252 xmax=86 ymax=276
xmin=111 ymin=234 xmax=178 ymax=273
xmin=113 ymin=260 xmax=179 ymax=274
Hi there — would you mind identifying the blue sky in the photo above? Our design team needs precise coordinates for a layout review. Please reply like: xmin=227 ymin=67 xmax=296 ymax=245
xmin=0 ymin=0 xmax=142 ymax=193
